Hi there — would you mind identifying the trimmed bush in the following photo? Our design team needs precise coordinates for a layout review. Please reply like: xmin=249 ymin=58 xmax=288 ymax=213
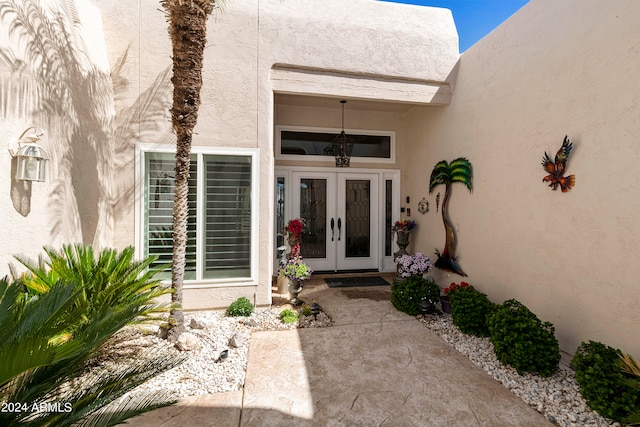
xmin=226 ymin=297 xmax=254 ymax=317
xmin=487 ymin=299 xmax=560 ymax=377
xmin=391 ymin=275 xmax=440 ymax=316
xmin=449 ymin=285 xmax=495 ymax=337
xmin=571 ymin=341 xmax=640 ymax=422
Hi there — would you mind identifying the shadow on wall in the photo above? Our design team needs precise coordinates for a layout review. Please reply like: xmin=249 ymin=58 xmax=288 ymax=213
xmin=0 ymin=0 xmax=173 ymax=247
xmin=10 ymin=155 xmax=31 ymax=216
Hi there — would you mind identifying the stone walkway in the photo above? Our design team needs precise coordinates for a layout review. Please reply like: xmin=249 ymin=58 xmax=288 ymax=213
xmin=130 ymin=278 xmax=551 ymax=426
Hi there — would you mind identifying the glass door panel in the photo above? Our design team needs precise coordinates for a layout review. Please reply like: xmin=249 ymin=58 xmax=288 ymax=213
xmin=337 ymin=173 xmax=379 ymax=271
xmin=292 ymin=172 xmax=336 ymax=272
xmin=292 ymin=171 xmax=379 ymax=272
xmin=344 ymin=180 xmax=370 ymax=258
xmin=300 ymin=178 xmax=327 ymax=259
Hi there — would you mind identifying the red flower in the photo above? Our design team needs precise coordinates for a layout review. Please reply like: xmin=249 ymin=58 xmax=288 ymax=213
xmin=445 ymin=281 xmax=471 ymax=296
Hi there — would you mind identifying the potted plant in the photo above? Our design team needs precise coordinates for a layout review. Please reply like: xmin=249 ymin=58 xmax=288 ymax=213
xmin=392 ymin=219 xmax=417 ymax=257
xmin=284 ymin=218 xmax=306 ymax=259
xmin=279 ymin=256 xmax=313 ymax=306
xmin=394 ymin=252 xmax=433 ymax=278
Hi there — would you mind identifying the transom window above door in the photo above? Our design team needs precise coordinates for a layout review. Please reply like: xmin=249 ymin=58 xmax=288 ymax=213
xmin=276 ymin=126 xmax=395 ymax=164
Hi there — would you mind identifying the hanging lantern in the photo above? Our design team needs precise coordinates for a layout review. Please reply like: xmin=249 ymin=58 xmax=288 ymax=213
xmin=331 ymin=100 xmax=354 ymax=167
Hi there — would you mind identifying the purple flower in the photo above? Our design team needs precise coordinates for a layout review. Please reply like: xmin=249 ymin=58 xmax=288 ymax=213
xmin=394 ymin=253 xmax=433 ymax=278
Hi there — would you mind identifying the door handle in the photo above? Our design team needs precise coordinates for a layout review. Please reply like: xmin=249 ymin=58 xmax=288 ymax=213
xmin=337 ymin=217 xmax=342 ymax=241
xmin=330 ymin=218 xmax=335 ymax=241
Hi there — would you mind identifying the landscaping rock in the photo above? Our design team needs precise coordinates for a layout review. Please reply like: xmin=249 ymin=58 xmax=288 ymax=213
xmin=175 ymin=332 xmax=200 ymax=351
xmin=229 ymin=332 xmax=245 ymax=348
xmin=189 ymin=318 xmax=207 ymax=329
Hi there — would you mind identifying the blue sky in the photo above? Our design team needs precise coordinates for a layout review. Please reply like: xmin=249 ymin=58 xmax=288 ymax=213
xmin=381 ymin=0 xmax=529 ymax=52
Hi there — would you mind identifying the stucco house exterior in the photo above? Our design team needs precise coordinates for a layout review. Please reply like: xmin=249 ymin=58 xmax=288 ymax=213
xmin=1 ymin=0 xmax=639 ymax=359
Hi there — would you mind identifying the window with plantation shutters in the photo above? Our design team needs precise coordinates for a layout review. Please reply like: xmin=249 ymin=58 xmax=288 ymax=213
xmin=141 ymin=150 xmax=255 ymax=282
xmin=203 ymin=155 xmax=251 ymax=278
xmin=144 ymin=153 xmax=197 ymax=279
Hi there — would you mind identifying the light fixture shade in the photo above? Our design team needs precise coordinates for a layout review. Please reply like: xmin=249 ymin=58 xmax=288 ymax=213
xmin=15 ymin=143 xmax=48 ymax=181
xmin=332 ymin=131 xmax=354 ymax=167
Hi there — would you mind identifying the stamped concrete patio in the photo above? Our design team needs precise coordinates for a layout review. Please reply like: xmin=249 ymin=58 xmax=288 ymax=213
xmin=131 ymin=275 xmax=550 ymax=426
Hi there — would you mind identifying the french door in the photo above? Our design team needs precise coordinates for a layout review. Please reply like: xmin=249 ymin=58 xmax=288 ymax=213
xmin=292 ymin=171 xmax=379 ymax=272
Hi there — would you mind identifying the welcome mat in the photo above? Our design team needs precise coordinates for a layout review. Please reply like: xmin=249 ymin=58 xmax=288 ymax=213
xmin=325 ymin=276 xmax=390 ymax=288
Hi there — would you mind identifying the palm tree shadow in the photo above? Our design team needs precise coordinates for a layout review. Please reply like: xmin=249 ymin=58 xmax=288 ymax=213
xmin=0 ymin=0 xmax=172 ymax=247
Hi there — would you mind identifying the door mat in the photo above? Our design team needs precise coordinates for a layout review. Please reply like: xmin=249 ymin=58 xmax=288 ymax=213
xmin=325 ymin=276 xmax=390 ymax=288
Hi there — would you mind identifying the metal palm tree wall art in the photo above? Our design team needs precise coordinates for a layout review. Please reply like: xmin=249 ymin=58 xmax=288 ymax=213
xmin=429 ymin=157 xmax=473 ymax=277
xmin=542 ymin=135 xmax=575 ymax=192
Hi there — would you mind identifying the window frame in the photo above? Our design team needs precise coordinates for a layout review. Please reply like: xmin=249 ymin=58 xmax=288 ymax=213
xmin=135 ymin=143 xmax=260 ymax=288
xmin=275 ymin=125 xmax=396 ymax=164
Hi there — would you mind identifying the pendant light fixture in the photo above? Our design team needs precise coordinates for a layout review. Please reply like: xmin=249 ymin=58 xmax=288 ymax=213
xmin=331 ymin=100 xmax=354 ymax=167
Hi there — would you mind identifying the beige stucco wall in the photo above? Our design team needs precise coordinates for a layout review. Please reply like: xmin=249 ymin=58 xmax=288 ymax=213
xmin=404 ymin=0 xmax=640 ymax=357
xmin=149 ymin=0 xmax=455 ymax=308
xmin=1 ymin=0 xmax=457 ymax=309
xmin=2 ymin=0 xmax=637 ymax=358
xmin=0 ymin=0 xmax=113 ymax=271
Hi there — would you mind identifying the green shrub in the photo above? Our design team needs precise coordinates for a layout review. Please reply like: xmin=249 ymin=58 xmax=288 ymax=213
xmin=279 ymin=309 xmax=299 ymax=324
xmin=449 ymin=285 xmax=495 ymax=337
xmin=300 ymin=304 xmax=312 ymax=317
xmin=0 ymin=274 xmax=185 ymax=426
xmin=487 ymin=299 xmax=560 ymax=377
xmin=226 ymin=297 xmax=254 ymax=317
xmin=16 ymin=244 xmax=173 ymax=325
xmin=571 ymin=341 xmax=640 ymax=422
xmin=391 ymin=275 xmax=440 ymax=316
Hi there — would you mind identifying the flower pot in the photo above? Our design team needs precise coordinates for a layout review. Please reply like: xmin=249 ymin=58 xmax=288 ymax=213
xmin=440 ymin=296 xmax=451 ymax=314
xmin=288 ymin=280 xmax=303 ymax=306
xmin=277 ymin=275 xmax=290 ymax=295
xmin=394 ymin=230 xmax=411 ymax=257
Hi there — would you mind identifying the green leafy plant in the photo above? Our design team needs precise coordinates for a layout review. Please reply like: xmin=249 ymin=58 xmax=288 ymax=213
xmin=300 ymin=304 xmax=312 ymax=317
xmin=279 ymin=309 xmax=299 ymax=324
xmin=391 ymin=275 xmax=440 ymax=316
xmin=226 ymin=297 xmax=254 ymax=317
xmin=279 ymin=256 xmax=313 ymax=282
xmin=487 ymin=299 xmax=560 ymax=377
xmin=571 ymin=341 xmax=640 ymax=422
xmin=15 ymin=244 xmax=173 ymax=326
xmin=0 ymin=273 xmax=185 ymax=426
xmin=449 ymin=285 xmax=495 ymax=336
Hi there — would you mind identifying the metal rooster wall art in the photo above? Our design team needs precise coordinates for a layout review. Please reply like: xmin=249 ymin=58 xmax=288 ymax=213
xmin=542 ymin=135 xmax=576 ymax=192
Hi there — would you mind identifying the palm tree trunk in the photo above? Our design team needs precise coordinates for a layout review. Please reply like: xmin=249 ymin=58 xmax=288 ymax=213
xmin=162 ymin=0 xmax=215 ymax=342
xmin=440 ymin=183 xmax=455 ymax=259
xmin=435 ymin=183 xmax=467 ymax=277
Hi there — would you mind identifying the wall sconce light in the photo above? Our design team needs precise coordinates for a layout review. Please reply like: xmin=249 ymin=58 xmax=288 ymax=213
xmin=9 ymin=127 xmax=49 ymax=182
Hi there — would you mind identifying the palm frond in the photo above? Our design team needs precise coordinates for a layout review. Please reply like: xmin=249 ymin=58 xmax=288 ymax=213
xmin=429 ymin=160 xmax=451 ymax=192
xmin=449 ymin=157 xmax=473 ymax=191
xmin=38 ymin=350 xmax=185 ymax=427
xmin=620 ymin=353 xmax=640 ymax=424
xmin=0 ymin=282 xmax=81 ymax=388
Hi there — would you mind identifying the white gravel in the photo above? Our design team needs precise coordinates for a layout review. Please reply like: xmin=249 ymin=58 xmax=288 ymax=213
xmin=115 ymin=307 xmax=332 ymax=399
xmin=112 ymin=307 xmax=621 ymax=427
xmin=419 ymin=313 xmax=620 ymax=427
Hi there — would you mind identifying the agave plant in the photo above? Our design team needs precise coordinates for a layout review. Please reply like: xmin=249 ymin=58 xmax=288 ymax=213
xmin=0 ymin=276 xmax=185 ymax=427
xmin=429 ymin=157 xmax=473 ymax=276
